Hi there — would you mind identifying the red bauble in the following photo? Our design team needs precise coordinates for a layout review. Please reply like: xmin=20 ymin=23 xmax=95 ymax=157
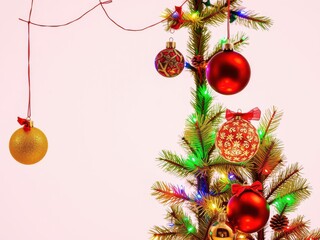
xmin=227 ymin=182 xmax=270 ymax=233
xmin=216 ymin=108 xmax=260 ymax=162
xmin=155 ymin=40 xmax=184 ymax=78
xmin=206 ymin=50 xmax=251 ymax=95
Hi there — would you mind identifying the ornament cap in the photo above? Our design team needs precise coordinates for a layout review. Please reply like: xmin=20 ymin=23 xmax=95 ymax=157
xmin=29 ymin=120 xmax=34 ymax=128
xmin=166 ymin=38 xmax=176 ymax=48
xmin=222 ymin=41 xmax=234 ymax=51
xmin=218 ymin=212 xmax=227 ymax=222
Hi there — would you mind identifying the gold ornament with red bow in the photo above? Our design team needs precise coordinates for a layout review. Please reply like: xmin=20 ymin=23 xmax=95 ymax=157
xmin=227 ymin=181 xmax=270 ymax=233
xmin=9 ymin=117 xmax=48 ymax=165
xmin=216 ymin=107 xmax=261 ymax=162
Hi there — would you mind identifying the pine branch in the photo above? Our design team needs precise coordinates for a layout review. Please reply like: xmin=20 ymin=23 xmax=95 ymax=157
xmin=207 ymin=156 xmax=252 ymax=179
xmin=149 ymin=226 xmax=178 ymax=240
xmin=271 ymin=216 xmax=310 ymax=240
xmin=265 ymin=163 xmax=301 ymax=201
xmin=252 ymin=137 xmax=284 ymax=178
xmin=184 ymin=114 xmax=216 ymax=160
xmin=181 ymin=137 xmax=197 ymax=155
xmin=191 ymin=85 xmax=213 ymax=118
xmin=195 ymin=123 xmax=206 ymax=157
xmin=259 ymin=107 xmax=283 ymax=141
xmin=268 ymin=178 xmax=311 ymax=208
xmin=166 ymin=206 xmax=201 ymax=240
xmin=304 ymin=229 xmax=320 ymax=239
xmin=201 ymin=0 xmax=241 ymax=25
xmin=158 ymin=151 xmax=191 ymax=177
xmin=152 ymin=182 xmax=192 ymax=205
xmin=231 ymin=9 xmax=273 ymax=30
xmin=207 ymin=104 xmax=225 ymax=127
xmin=187 ymin=26 xmax=211 ymax=57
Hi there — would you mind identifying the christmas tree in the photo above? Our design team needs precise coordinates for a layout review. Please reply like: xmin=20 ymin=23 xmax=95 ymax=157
xmin=150 ymin=0 xmax=320 ymax=239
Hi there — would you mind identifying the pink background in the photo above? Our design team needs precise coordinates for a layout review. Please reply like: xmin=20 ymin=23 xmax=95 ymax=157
xmin=0 ymin=0 xmax=319 ymax=239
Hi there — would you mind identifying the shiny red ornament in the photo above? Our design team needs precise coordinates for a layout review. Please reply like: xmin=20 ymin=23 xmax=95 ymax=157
xmin=206 ymin=50 xmax=251 ymax=95
xmin=155 ymin=40 xmax=184 ymax=78
xmin=216 ymin=108 xmax=260 ymax=162
xmin=227 ymin=182 xmax=270 ymax=233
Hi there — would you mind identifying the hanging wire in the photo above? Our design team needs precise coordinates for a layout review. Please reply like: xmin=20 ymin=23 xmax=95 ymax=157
xmin=227 ymin=0 xmax=231 ymax=40
xmin=20 ymin=0 xmax=189 ymax=119
xmin=27 ymin=0 xmax=34 ymax=118
xmin=19 ymin=0 xmax=189 ymax=31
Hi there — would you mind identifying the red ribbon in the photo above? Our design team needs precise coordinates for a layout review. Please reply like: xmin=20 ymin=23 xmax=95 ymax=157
xmin=226 ymin=107 xmax=261 ymax=121
xmin=171 ymin=6 xmax=184 ymax=30
xmin=231 ymin=181 xmax=263 ymax=197
xmin=17 ymin=117 xmax=31 ymax=130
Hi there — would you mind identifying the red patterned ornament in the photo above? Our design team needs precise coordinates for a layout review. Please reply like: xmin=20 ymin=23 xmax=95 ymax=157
xmin=155 ymin=39 xmax=185 ymax=77
xmin=227 ymin=181 xmax=270 ymax=233
xmin=206 ymin=43 xmax=251 ymax=95
xmin=216 ymin=108 xmax=261 ymax=162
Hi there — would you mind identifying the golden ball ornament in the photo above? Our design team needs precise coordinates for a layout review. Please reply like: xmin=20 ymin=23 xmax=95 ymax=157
xmin=208 ymin=213 xmax=234 ymax=240
xmin=9 ymin=126 xmax=48 ymax=165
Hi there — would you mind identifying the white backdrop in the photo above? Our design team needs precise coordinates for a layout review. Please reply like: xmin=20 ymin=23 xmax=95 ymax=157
xmin=0 ymin=0 xmax=319 ymax=239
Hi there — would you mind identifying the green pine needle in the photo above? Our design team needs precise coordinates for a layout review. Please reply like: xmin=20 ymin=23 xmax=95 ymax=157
xmin=252 ymin=137 xmax=284 ymax=177
xmin=258 ymin=106 xmax=283 ymax=141
xmin=232 ymin=9 xmax=273 ymax=30
xmin=149 ymin=226 xmax=177 ymax=240
xmin=158 ymin=151 xmax=191 ymax=177
xmin=191 ymin=85 xmax=213 ymax=118
xmin=151 ymin=182 xmax=192 ymax=205
xmin=265 ymin=163 xmax=302 ymax=201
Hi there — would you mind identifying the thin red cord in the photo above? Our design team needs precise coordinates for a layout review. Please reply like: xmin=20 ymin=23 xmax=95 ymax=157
xmin=27 ymin=0 xmax=34 ymax=119
xmin=19 ymin=0 xmax=189 ymax=31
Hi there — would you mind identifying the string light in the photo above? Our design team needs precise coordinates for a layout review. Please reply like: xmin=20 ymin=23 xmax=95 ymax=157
xmin=258 ymin=129 xmax=264 ymax=138
xmin=168 ymin=222 xmax=175 ymax=227
xmin=210 ymin=203 xmax=217 ymax=210
xmin=228 ymin=173 xmax=236 ymax=180
xmin=187 ymin=225 xmax=196 ymax=234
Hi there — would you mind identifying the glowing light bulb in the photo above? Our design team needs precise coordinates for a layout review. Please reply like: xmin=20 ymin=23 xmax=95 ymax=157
xmin=211 ymin=203 xmax=217 ymax=210
xmin=191 ymin=11 xmax=199 ymax=19
xmin=258 ymin=129 xmax=264 ymax=137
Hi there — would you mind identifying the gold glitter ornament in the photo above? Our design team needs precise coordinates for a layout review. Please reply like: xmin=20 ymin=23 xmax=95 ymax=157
xmin=9 ymin=120 xmax=48 ymax=165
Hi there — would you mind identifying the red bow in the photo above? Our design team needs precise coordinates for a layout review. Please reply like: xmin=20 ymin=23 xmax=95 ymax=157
xmin=17 ymin=117 xmax=32 ymax=131
xmin=171 ymin=6 xmax=184 ymax=30
xmin=226 ymin=107 xmax=261 ymax=121
xmin=231 ymin=181 xmax=263 ymax=197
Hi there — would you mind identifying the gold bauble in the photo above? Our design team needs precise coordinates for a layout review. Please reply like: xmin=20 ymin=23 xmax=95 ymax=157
xmin=9 ymin=126 xmax=48 ymax=165
xmin=208 ymin=213 xmax=234 ymax=240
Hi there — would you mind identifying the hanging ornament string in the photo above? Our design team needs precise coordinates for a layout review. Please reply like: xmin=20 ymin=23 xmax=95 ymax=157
xmin=27 ymin=0 xmax=34 ymax=119
xmin=19 ymin=0 xmax=189 ymax=31
xmin=227 ymin=0 xmax=231 ymax=40
xmin=19 ymin=1 xmax=112 ymax=27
